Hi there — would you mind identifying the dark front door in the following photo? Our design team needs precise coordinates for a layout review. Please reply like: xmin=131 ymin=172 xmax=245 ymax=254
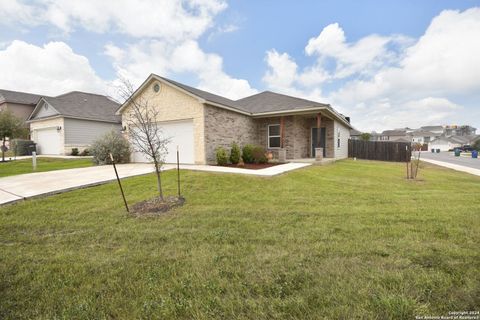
xmin=311 ymin=127 xmax=326 ymax=157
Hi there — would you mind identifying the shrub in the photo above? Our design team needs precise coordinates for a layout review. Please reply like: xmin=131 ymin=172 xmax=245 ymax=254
xmin=473 ymin=139 xmax=480 ymax=151
xmin=229 ymin=142 xmax=241 ymax=165
xmin=242 ymin=144 xmax=255 ymax=164
xmin=10 ymin=139 xmax=36 ymax=156
xmin=79 ymin=149 xmax=90 ymax=156
xmin=252 ymin=145 xmax=268 ymax=164
xmin=216 ymin=147 xmax=228 ymax=166
xmin=91 ymin=130 xmax=131 ymax=165
xmin=71 ymin=148 xmax=79 ymax=156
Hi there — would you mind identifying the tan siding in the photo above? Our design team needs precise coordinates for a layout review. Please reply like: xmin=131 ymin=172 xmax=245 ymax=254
xmin=1 ymin=102 xmax=35 ymax=127
xmin=121 ymin=81 xmax=206 ymax=164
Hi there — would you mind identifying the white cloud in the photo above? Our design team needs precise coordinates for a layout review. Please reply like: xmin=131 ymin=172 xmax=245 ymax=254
xmin=0 ymin=40 xmax=107 ymax=96
xmin=105 ymin=40 xmax=257 ymax=99
xmin=1 ymin=0 xmax=227 ymax=41
xmin=262 ymin=50 xmax=298 ymax=91
xmin=263 ymin=8 xmax=480 ymax=131
xmin=2 ymin=0 xmax=256 ymax=100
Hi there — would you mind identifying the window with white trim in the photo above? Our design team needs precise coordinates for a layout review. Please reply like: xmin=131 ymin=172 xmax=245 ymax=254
xmin=268 ymin=124 xmax=281 ymax=148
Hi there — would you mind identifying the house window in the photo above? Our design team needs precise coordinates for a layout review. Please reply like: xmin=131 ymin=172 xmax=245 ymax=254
xmin=268 ymin=124 xmax=281 ymax=148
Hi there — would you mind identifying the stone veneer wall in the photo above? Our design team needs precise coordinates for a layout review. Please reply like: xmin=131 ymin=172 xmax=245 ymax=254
xmin=203 ymin=104 xmax=259 ymax=164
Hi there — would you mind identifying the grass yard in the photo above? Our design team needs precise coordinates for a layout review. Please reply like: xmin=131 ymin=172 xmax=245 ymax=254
xmin=0 ymin=157 xmax=93 ymax=177
xmin=0 ymin=160 xmax=479 ymax=319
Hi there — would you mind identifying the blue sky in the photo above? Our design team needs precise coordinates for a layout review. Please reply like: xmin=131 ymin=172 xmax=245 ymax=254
xmin=0 ymin=0 xmax=479 ymax=131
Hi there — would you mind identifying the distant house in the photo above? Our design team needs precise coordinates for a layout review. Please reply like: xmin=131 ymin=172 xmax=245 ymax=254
xmin=444 ymin=125 xmax=476 ymax=136
xmin=26 ymin=92 xmax=121 ymax=155
xmin=419 ymin=125 xmax=444 ymax=136
xmin=428 ymin=135 xmax=479 ymax=151
xmin=350 ymin=129 xmax=362 ymax=140
xmin=0 ymin=89 xmax=43 ymax=129
xmin=410 ymin=130 xmax=439 ymax=144
xmin=379 ymin=129 xmax=408 ymax=141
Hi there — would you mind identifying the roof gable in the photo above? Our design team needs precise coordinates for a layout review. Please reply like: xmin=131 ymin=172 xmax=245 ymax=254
xmin=29 ymin=99 xmax=60 ymax=120
xmin=28 ymin=92 xmax=120 ymax=123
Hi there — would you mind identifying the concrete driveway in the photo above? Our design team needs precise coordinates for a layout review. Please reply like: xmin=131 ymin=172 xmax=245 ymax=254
xmin=0 ymin=162 xmax=311 ymax=205
xmin=0 ymin=163 xmax=156 ymax=205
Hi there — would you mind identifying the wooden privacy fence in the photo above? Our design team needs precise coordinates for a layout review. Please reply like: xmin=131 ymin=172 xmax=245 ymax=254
xmin=348 ymin=140 xmax=411 ymax=162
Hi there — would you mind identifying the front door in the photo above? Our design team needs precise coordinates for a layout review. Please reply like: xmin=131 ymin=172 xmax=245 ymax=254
xmin=311 ymin=127 xmax=326 ymax=157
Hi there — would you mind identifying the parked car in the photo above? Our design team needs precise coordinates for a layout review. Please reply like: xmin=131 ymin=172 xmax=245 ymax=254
xmin=461 ymin=145 xmax=475 ymax=152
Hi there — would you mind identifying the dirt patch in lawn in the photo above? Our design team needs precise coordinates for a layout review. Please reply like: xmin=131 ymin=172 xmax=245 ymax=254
xmin=131 ymin=196 xmax=185 ymax=217
xmin=218 ymin=163 xmax=283 ymax=170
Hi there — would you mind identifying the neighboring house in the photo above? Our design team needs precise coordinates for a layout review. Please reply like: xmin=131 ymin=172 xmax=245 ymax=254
xmin=444 ymin=125 xmax=477 ymax=136
xmin=27 ymin=92 xmax=121 ymax=155
xmin=116 ymin=74 xmax=353 ymax=164
xmin=379 ymin=129 xmax=408 ymax=141
xmin=409 ymin=130 xmax=438 ymax=144
xmin=428 ymin=135 xmax=480 ymax=151
xmin=0 ymin=89 xmax=43 ymax=128
xmin=349 ymin=129 xmax=362 ymax=140
xmin=419 ymin=125 xmax=444 ymax=136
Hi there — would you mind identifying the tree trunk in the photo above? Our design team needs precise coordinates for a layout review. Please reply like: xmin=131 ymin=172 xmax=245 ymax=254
xmin=154 ymin=160 xmax=164 ymax=201
xmin=2 ymin=136 xmax=5 ymax=162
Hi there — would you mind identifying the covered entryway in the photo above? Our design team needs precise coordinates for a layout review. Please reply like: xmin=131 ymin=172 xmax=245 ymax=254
xmin=34 ymin=128 xmax=61 ymax=155
xmin=131 ymin=120 xmax=195 ymax=164
xmin=311 ymin=127 xmax=326 ymax=157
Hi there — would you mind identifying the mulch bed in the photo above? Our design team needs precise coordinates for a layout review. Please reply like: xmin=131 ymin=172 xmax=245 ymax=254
xmin=131 ymin=195 xmax=185 ymax=216
xmin=219 ymin=163 xmax=283 ymax=170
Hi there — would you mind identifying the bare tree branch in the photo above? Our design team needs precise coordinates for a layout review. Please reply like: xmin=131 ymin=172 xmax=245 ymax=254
xmin=118 ymin=78 xmax=171 ymax=200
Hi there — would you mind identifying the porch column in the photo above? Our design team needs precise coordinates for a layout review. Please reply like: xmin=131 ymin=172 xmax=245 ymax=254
xmin=280 ymin=116 xmax=285 ymax=148
xmin=278 ymin=116 xmax=286 ymax=162
xmin=315 ymin=113 xmax=323 ymax=161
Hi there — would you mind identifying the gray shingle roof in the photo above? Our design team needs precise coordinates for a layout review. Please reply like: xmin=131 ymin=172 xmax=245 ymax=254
xmin=350 ymin=129 xmax=362 ymax=136
xmin=40 ymin=92 xmax=120 ymax=123
xmin=381 ymin=129 xmax=407 ymax=136
xmin=410 ymin=130 xmax=437 ymax=136
xmin=235 ymin=91 xmax=329 ymax=113
xmin=119 ymin=74 xmax=351 ymax=128
xmin=0 ymin=89 xmax=43 ymax=105
xmin=420 ymin=125 xmax=444 ymax=131
xmin=157 ymin=75 xmax=332 ymax=114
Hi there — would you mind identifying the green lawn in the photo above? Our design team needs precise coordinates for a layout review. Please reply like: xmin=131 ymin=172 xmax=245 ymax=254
xmin=0 ymin=160 xmax=478 ymax=319
xmin=0 ymin=157 xmax=93 ymax=177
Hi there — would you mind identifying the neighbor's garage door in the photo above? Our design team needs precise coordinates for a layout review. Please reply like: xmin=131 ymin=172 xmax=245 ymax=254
xmin=34 ymin=128 xmax=61 ymax=155
xmin=132 ymin=120 xmax=195 ymax=164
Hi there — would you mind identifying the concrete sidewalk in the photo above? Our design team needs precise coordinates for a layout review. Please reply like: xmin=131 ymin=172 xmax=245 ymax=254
xmin=422 ymin=158 xmax=480 ymax=177
xmin=0 ymin=162 xmax=311 ymax=205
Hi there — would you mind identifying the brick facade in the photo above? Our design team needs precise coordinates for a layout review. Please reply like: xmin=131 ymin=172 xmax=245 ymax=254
xmin=204 ymin=104 xmax=258 ymax=164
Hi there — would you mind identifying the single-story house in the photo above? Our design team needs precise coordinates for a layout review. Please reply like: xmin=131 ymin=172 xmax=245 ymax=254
xmin=379 ymin=129 xmax=409 ymax=141
xmin=409 ymin=130 xmax=439 ymax=144
xmin=349 ymin=129 xmax=362 ymax=140
xmin=428 ymin=135 xmax=479 ymax=151
xmin=116 ymin=74 xmax=353 ymax=164
xmin=0 ymin=89 xmax=43 ymax=129
xmin=27 ymin=91 xmax=121 ymax=155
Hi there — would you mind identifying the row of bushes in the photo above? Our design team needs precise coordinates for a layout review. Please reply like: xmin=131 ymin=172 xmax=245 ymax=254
xmin=71 ymin=148 xmax=90 ymax=156
xmin=216 ymin=143 xmax=268 ymax=165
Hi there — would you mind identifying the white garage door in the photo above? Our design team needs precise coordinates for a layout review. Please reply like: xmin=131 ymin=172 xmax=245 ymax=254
xmin=131 ymin=120 xmax=195 ymax=164
xmin=35 ymin=128 xmax=61 ymax=155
